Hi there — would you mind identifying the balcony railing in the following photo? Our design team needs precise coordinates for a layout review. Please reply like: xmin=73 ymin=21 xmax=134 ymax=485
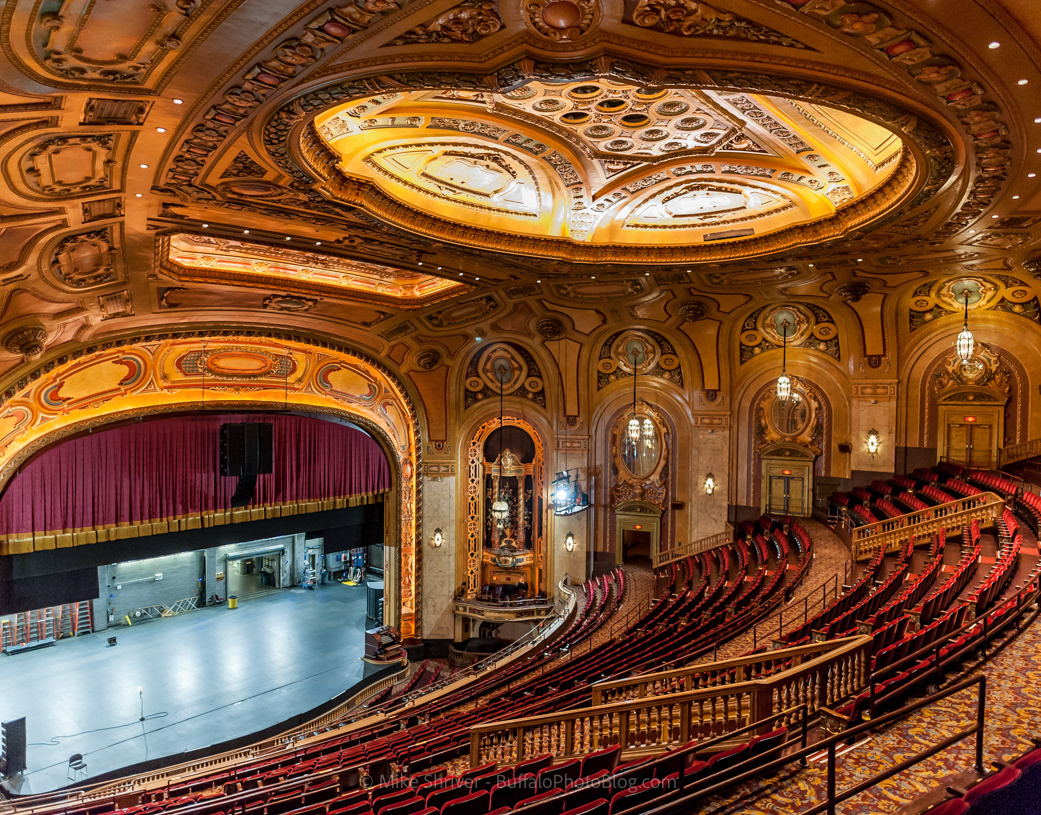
xmin=850 ymin=491 xmax=1004 ymax=562
xmin=654 ymin=524 xmax=734 ymax=569
xmin=468 ymin=634 xmax=871 ymax=767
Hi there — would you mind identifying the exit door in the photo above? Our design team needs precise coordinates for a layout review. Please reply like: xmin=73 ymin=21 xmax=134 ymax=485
xmin=946 ymin=422 xmax=994 ymax=468
xmin=768 ymin=475 xmax=804 ymax=515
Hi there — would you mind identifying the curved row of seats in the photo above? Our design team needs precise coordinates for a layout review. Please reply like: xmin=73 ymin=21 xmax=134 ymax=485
xmin=926 ymin=738 xmax=1041 ymax=814
xmin=50 ymin=521 xmax=808 ymax=815
xmin=26 ymin=486 xmax=1036 ymax=815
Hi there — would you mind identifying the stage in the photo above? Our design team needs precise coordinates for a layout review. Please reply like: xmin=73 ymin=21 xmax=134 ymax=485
xmin=0 ymin=581 xmax=384 ymax=795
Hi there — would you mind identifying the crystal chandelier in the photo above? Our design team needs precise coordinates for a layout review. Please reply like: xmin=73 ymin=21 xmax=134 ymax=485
xmin=490 ymin=363 xmax=510 ymax=525
xmin=776 ymin=320 xmax=792 ymax=402
xmin=955 ymin=289 xmax=975 ymax=362
xmin=626 ymin=346 xmax=644 ymax=447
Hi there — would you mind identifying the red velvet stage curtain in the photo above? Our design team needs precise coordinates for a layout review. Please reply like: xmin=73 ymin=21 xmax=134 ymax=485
xmin=0 ymin=413 xmax=391 ymax=537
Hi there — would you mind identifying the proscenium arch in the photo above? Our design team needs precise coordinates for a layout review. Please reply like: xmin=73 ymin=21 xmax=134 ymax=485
xmin=0 ymin=331 xmax=423 ymax=639
xmin=259 ymin=57 xmax=959 ymax=267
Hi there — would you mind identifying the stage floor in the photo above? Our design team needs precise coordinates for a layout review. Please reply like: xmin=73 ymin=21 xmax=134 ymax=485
xmin=0 ymin=581 xmax=378 ymax=795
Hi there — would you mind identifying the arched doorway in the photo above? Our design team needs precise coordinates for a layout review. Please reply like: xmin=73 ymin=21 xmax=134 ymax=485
xmin=934 ymin=344 xmax=1009 ymax=469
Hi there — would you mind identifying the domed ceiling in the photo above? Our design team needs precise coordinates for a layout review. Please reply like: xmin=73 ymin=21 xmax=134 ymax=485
xmin=314 ymin=80 xmax=907 ymax=257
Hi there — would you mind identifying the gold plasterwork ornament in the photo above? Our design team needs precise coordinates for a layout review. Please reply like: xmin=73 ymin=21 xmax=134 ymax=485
xmin=309 ymin=79 xmax=911 ymax=262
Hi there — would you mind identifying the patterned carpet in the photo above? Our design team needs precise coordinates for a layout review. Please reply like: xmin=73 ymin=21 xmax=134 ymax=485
xmin=697 ymin=525 xmax=1041 ymax=815
xmin=715 ymin=519 xmax=851 ymax=659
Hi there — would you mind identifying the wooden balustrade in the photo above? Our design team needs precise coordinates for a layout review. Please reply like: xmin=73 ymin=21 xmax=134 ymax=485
xmin=591 ymin=635 xmax=866 ymax=705
xmin=1000 ymin=437 xmax=1041 ymax=466
xmin=654 ymin=524 xmax=734 ymax=569
xmin=851 ymin=492 xmax=1003 ymax=562
xmin=469 ymin=635 xmax=871 ymax=767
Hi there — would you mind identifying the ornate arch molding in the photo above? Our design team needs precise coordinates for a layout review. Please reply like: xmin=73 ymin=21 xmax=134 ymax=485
xmin=230 ymin=57 xmax=956 ymax=265
xmin=0 ymin=330 xmax=424 ymax=638
xmin=465 ymin=415 xmax=545 ymax=596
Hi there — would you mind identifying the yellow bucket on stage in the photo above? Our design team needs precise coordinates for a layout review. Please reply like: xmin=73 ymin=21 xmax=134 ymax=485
xmin=228 ymin=596 xmax=238 ymax=609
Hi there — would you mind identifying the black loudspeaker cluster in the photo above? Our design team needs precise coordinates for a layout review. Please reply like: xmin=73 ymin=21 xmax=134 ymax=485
xmin=1 ymin=717 xmax=26 ymax=775
xmin=219 ymin=423 xmax=274 ymax=507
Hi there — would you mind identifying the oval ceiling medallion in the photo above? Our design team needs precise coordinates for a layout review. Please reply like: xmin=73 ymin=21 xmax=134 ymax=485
xmin=205 ymin=351 xmax=275 ymax=378
xmin=309 ymin=77 xmax=930 ymax=263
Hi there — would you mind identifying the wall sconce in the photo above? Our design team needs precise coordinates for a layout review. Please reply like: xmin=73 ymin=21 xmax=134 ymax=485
xmin=866 ymin=429 xmax=880 ymax=458
xmin=704 ymin=474 xmax=716 ymax=495
xmin=432 ymin=528 xmax=443 ymax=548
xmin=564 ymin=531 xmax=575 ymax=552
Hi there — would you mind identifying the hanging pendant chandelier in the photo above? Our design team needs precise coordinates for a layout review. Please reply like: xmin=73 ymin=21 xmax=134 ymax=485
xmin=628 ymin=346 xmax=642 ymax=440
xmin=955 ymin=289 xmax=975 ymax=362
xmin=776 ymin=319 xmax=792 ymax=402
xmin=490 ymin=364 xmax=510 ymax=525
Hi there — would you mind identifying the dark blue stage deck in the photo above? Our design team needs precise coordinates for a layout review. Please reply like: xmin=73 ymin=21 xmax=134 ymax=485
xmin=0 ymin=582 xmax=377 ymax=794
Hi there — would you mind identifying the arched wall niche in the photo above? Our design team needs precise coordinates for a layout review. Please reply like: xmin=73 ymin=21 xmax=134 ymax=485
xmin=897 ymin=315 xmax=1041 ymax=458
xmin=732 ymin=356 xmax=845 ymax=510
xmin=0 ymin=331 xmax=424 ymax=639
xmin=589 ymin=378 xmax=728 ymax=561
xmin=456 ymin=405 xmax=552 ymax=600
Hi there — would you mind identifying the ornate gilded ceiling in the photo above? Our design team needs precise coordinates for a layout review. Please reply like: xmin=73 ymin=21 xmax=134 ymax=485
xmin=314 ymin=82 xmax=905 ymax=252
xmin=0 ymin=0 xmax=1038 ymax=460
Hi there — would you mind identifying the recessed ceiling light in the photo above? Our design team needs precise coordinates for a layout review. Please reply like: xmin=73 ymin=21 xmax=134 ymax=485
xmin=970 ymin=230 xmax=977 ymax=233
xmin=1030 ymin=173 xmax=1038 ymax=178
xmin=244 ymin=229 xmax=249 ymax=234
xmin=459 ymin=272 xmax=464 ymax=276
xmin=1013 ymin=195 xmax=1021 ymax=199
xmin=135 ymin=193 xmax=142 ymax=197
xmin=645 ymin=272 xmax=650 ymax=276
xmin=1019 ymin=79 xmax=1029 ymax=85
xmin=418 ymin=261 xmax=423 ymax=265
xmin=988 ymin=41 xmax=1001 ymax=49
xmin=285 ymin=236 xmax=291 ymax=240
xmin=315 ymin=241 xmax=321 ymax=246
xmin=992 ymin=214 xmax=1000 ymax=218
xmin=475 ymin=336 xmax=482 ymax=342
xmin=156 ymin=127 xmax=166 ymax=133
xmin=1036 ymin=118 xmax=1041 ymax=124
xmin=173 ymin=98 xmax=183 ymax=104
xmin=536 ymin=279 xmax=541 ymax=283
xmin=139 ymin=163 xmax=149 ymax=169
xmin=857 ymin=258 xmax=863 ymax=262
xmin=436 ymin=266 xmax=441 ymax=270
xmin=808 ymin=263 xmax=814 ymax=267
xmin=202 ymin=223 xmax=209 ymax=228
xmin=475 ymin=277 xmax=480 ymax=281
xmin=591 ymin=275 xmax=596 ymax=279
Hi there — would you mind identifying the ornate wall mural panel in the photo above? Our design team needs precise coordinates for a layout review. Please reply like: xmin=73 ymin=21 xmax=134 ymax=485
xmin=596 ymin=328 xmax=683 ymax=391
xmin=463 ymin=341 xmax=545 ymax=410
xmin=739 ymin=303 xmax=840 ymax=362
xmin=909 ymin=276 xmax=1039 ymax=331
